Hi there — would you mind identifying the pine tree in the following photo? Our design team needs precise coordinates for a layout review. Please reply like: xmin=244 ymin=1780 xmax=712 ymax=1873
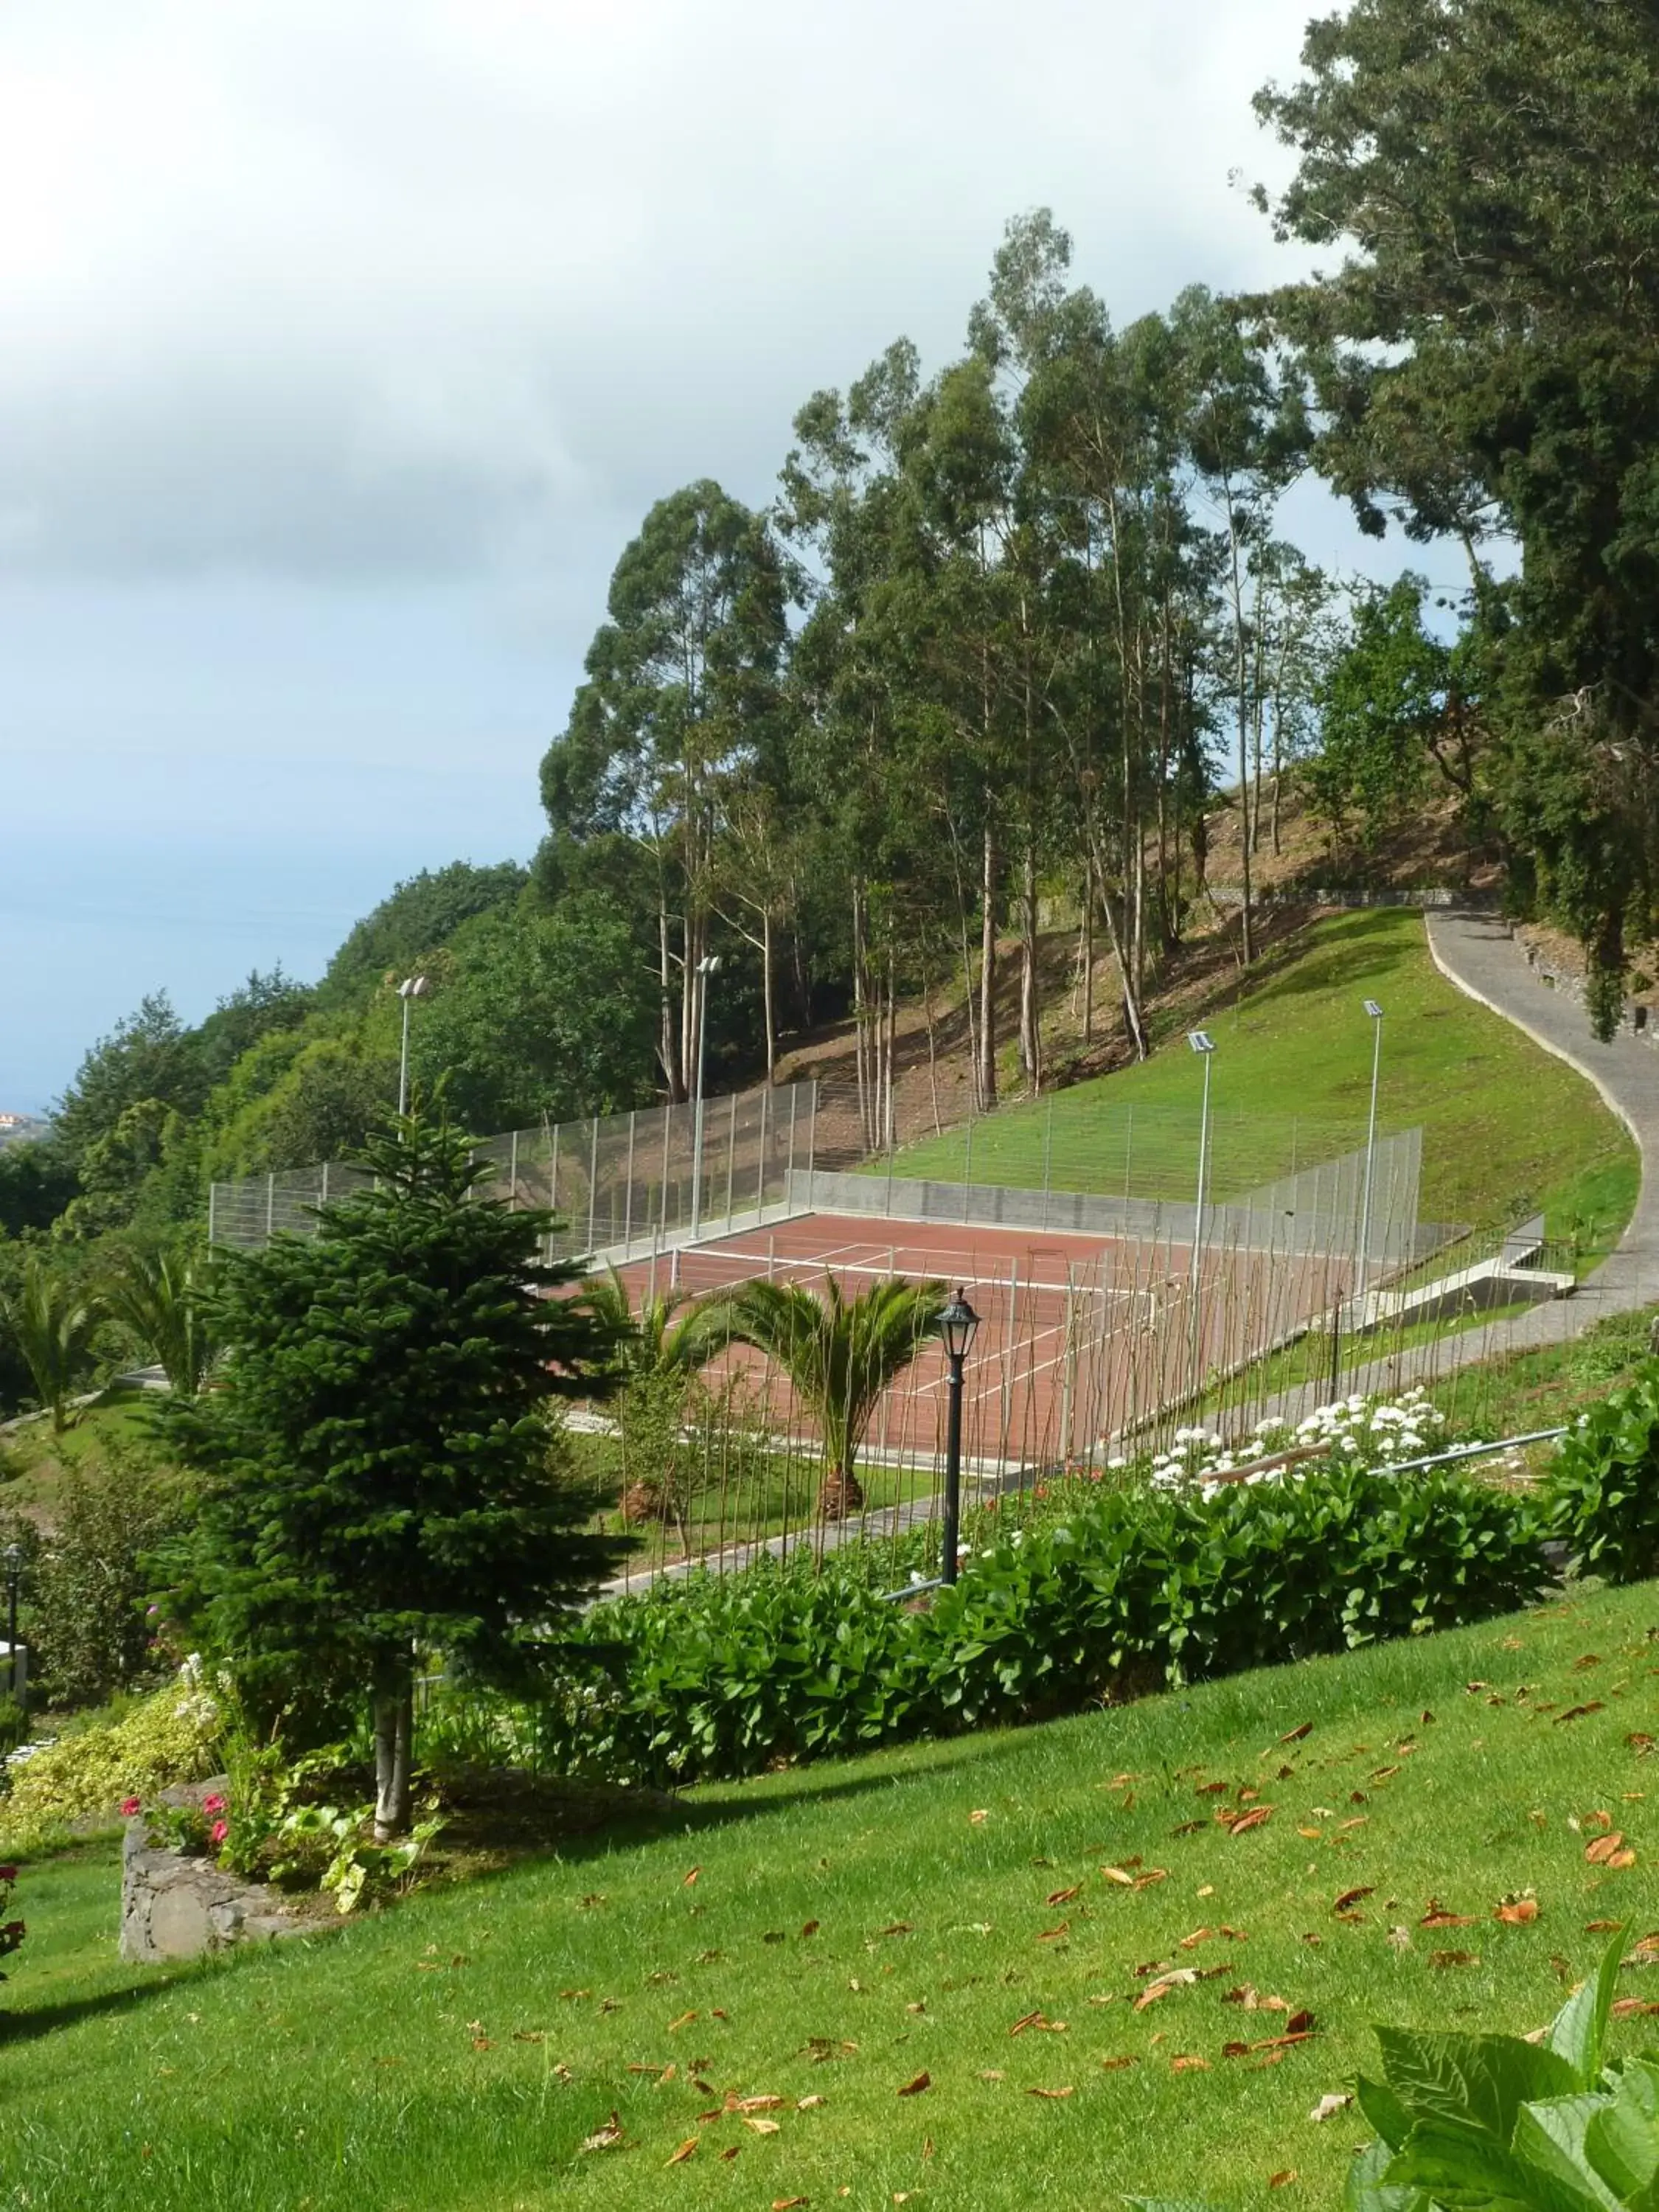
xmin=172 ymin=1110 xmax=627 ymax=1836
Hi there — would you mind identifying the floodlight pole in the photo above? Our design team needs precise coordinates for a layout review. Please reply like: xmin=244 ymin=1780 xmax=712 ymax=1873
xmin=689 ymin=953 xmax=721 ymax=1243
xmin=1355 ymin=1001 xmax=1385 ymax=1306
xmin=395 ymin=975 xmax=430 ymax=1117
xmin=1186 ymin=1034 xmax=1216 ymax=1397
xmin=4 ymin=1544 xmax=21 ymax=1703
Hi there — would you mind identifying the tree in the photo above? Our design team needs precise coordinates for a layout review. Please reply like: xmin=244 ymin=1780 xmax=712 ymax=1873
xmin=409 ymin=897 xmax=658 ymax=1135
xmin=1253 ymin=0 xmax=1659 ymax=1026
xmin=101 ymin=1245 xmax=220 ymax=1397
xmin=711 ymin=1276 xmax=945 ymax=1520
xmin=171 ymin=1112 xmax=629 ymax=1837
xmin=317 ymin=861 xmax=529 ymax=1012
xmin=52 ymin=992 xmax=209 ymax=1171
xmin=582 ymin=1269 xmax=730 ymax=1541
xmin=0 ymin=1258 xmax=100 ymax=1433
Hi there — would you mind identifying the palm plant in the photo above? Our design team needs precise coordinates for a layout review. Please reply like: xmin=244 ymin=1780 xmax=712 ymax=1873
xmin=1 ymin=1256 xmax=101 ymax=1433
xmin=100 ymin=1245 xmax=221 ymax=1397
xmin=712 ymin=1275 xmax=947 ymax=1520
xmin=581 ymin=1268 xmax=731 ymax=1538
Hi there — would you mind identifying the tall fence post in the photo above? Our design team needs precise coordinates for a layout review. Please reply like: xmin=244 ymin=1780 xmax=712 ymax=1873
xmin=785 ymin=1085 xmax=798 ymax=1211
xmin=587 ymin=1116 xmax=600 ymax=1253
xmin=508 ymin=1127 xmax=519 ymax=1210
xmin=806 ymin=1079 xmax=818 ymax=1213
xmin=265 ymin=1174 xmax=276 ymax=1242
xmin=755 ymin=1085 xmax=771 ymax=1220
xmin=723 ymin=1093 xmax=738 ymax=1231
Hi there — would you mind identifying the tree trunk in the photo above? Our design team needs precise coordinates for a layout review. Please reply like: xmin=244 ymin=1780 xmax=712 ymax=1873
xmin=372 ymin=1677 xmax=414 ymax=1843
xmin=1018 ymin=838 xmax=1040 ymax=1090
xmin=761 ymin=907 xmax=776 ymax=1083
xmin=1081 ymin=850 xmax=1094 ymax=1046
xmin=978 ymin=823 xmax=999 ymax=1111
xmin=815 ymin=1465 xmax=866 ymax=1521
xmin=658 ymin=900 xmax=684 ymax=1101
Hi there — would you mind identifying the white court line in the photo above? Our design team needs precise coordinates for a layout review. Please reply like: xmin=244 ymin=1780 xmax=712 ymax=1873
xmin=688 ymin=1245 xmax=1148 ymax=1304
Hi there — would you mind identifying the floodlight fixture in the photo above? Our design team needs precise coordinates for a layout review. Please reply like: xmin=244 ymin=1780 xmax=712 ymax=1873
xmin=1187 ymin=1030 xmax=1215 ymax=1054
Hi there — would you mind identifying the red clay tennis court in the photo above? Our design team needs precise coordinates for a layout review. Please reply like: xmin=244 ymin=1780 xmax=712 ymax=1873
xmin=611 ymin=1208 xmax=1353 ymax=1472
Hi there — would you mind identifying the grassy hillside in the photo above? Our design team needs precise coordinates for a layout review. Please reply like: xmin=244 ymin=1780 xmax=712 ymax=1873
xmin=880 ymin=910 xmax=1638 ymax=1242
xmin=10 ymin=1579 xmax=1659 ymax=2211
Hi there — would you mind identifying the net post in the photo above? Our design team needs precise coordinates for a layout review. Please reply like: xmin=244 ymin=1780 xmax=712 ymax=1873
xmin=660 ymin=1101 xmax=674 ymax=1238
xmin=755 ymin=1085 xmax=770 ymax=1220
xmin=785 ymin=1083 xmax=798 ymax=1211
xmin=806 ymin=1079 xmax=818 ymax=1212
xmin=623 ymin=1111 xmax=636 ymax=1253
xmin=587 ymin=1117 xmax=599 ymax=1253
xmin=723 ymin=1092 xmax=738 ymax=1231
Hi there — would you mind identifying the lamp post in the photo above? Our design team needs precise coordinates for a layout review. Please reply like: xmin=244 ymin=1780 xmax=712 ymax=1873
xmin=1186 ymin=1032 xmax=1216 ymax=1393
xmin=3 ymin=1543 xmax=21 ymax=1703
xmin=939 ymin=1287 xmax=981 ymax=1586
xmin=395 ymin=975 xmax=431 ymax=1116
xmin=688 ymin=953 xmax=722 ymax=1242
xmin=1355 ymin=1000 xmax=1385 ymax=1307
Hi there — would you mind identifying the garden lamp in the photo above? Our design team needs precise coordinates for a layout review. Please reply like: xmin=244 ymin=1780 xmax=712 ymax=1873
xmin=939 ymin=1287 xmax=981 ymax=1586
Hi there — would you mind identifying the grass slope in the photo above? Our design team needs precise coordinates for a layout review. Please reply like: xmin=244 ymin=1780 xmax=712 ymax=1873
xmin=881 ymin=911 xmax=1637 ymax=1241
xmin=9 ymin=1581 xmax=1659 ymax=2211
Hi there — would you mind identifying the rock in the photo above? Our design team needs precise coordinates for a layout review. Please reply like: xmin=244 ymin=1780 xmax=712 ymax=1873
xmin=119 ymin=1815 xmax=320 ymax=1963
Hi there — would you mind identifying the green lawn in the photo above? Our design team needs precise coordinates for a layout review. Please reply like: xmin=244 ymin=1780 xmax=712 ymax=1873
xmin=880 ymin=911 xmax=1638 ymax=1239
xmin=9 ymin=1579 xmax=1659 ymax=2211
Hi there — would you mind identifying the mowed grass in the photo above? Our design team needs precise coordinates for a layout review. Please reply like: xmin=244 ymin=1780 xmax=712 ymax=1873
xmin=10 ymin=1580 xmax=1659 ymax=2212
xmin=882 ymin=911 xmax=1638 ymax=1239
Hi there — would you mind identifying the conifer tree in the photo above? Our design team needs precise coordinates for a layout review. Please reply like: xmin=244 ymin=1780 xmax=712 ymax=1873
xmin=173 ymin=1110 xmax=627 ymax=1836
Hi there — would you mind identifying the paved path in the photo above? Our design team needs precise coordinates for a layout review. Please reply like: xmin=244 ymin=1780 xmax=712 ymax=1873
xmin=1272 ymin=909 xmax=1659 ymax=1412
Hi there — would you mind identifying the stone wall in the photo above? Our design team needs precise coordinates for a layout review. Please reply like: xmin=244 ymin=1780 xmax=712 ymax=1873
xmin=119 ymin=1785 xmax=318 ymax=1962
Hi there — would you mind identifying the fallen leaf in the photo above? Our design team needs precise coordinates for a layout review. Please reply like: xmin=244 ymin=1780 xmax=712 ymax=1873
xmin=1556 ymin=1704 xmax=1605 ymax=1725
xmin=1180 ymin=1928 xmax=1217 ymax=1950
xmin=1371 ymin=1766 xmax=1400 ymax=1784
xmin=720 ymin=2146 xmax=740 ymax=2163
xmin=580 ymin=2113 xmax=625 ymax=2154
xmin=801 ymin=1921 xmax=820 ymax=1939
xmin=1611 ymin=1999 xmax=1659 ymax=2019
xmin=743 ymin=2118 xmax=782 ymax=2137
xmin=1027 ymin=2085 xmax=1075 ymax=2098
xmin=1297 ymin=1827 xmax=1324 ymax=1841
xmin=773 ymin=2200 xmax=809 ymax=2210
xmin=1226 ymin=1806 xmax=1274 ymax=1837
xmin=1135 ymin=1971 xmax=1198 ymax=2011
xmin=1310 ymin=2093 xmax=1353 ymax=2123
xmin=1270 ymin=2171 xmax=1299 ymax=2188
xmin=1100 ymin=1865 xmax=1135 ymax=1885
xmin=1037 ymin=1921 xmax=1071 ymax=1941
xmin=797 ymin=2095 xmax=827 ymax=2110
xmin=683 ymin=1867 xmax=700 ymax=1886
xmin=1170 ymin=1819 xmax=1208 ymax=1837
xmin=1495 ymin=1898 xmax=1540 ymax=1925
xmin=896 ymin=2072 xmax=931 ymax=2098
xmin=1281 ymin=1722 xmax=1313 ymax=1744
xmin=1586 ymin=1833 xmax=1627 ymax=1865
xmin=1171 ymin=2056 xmax=1211 ymax=2073
xmin=736 ymin=2096 xmax=787 ymax=2112
xmin=1133 ymin=1869 xmax=1169 ymax=1890
xmin=1585 ymin=1919 xmax=1626 ymax=1934
xmin=1046 ymin=1885 xmax=1082 ymax=1907
xmin=1100 ymin=2056 xmax=1138 ymax=2071
xmin=666 ymin=2139 xmax=698 ymax=2166
xmin=878 ymin=1922 xmax=914 ymax=1938
xmin=1333 ymin=1888 xmax=1375 ymax=1913
xmin=1608 ymin=1850 xmax=1639 ymax=1870
xmin=667 ymin=2011 xmax=698 ymax=2033
xmin=969 ymin=1809 xmax=990 ymax=1825
xmin=1431 ymin=1950 xmax=1481 ymax=1969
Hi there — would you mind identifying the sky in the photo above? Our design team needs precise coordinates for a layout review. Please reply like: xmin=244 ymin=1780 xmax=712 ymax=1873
xmin=0 ymin=0 xmax=1463 ymax=1114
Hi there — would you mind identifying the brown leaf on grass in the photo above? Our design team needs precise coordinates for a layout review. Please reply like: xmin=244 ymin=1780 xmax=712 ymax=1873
xmin=1026 ymin=2085 xmax=1075 ymax=2098
xmin=736 ymin=2096 xmax=787 ymax=2112
xmin=1180 ymin=1928 xmax=1217 ymax=1950
xmin=1310 ymin=2093 xmax=1354 ymax=2123
xmin=1422 ymin=1904 xmax=1478 ymax=1928
xmin=580 ymin=2113 xmax=625 ymax=2153
xmin=878 ymin=1921 xmax=914 ymax=1938
xmin=667 ymin=2011 xmax=699 ymax=2032
xmin=743 ymin=2118 xmax=782 ymax=2136
xmin=1046 ymin=1885 xmax=1082 ymax=1907
xmin=1556 ymin=1704 xmax=1605 ymax=1726
xmin=682 ymin=1867 xmax=700 ymax=1886
xmin=896 ymin=2072 xmax=931 ymax=2098
xmin=1281 ymin=1722 xmax=1313 ymax=1744
xmin=1371 ymin=1766 xmax=1401 ymax=1784
xmin=1585 ymin=1809 xmax=1614 ymax=1830
xmin=1585 ymin=1919 xmax=1627 ymax=1935
xmin=1495 ymin=1898 xmax=1540 ymax=1925
xmin=1608 ymin=1850 xmax=1639 ymax=1870
xmin=666 ymin=2139 xmax=698 ymax=2166
xmin=1101 ymin=2056 xmax=1138 ymax=2072
xmin=1431 ymin=1950 xmax=1481 ymax=1969
xmin=1611 ymin=1999 xmax=1659 ymax=2019
xmin=969 ymin=1809 xmax=990 ymax=1825
xmin=1135 ymin=1971 xmax=1198 ymax=2011
xmin=719 ymin=2146 xmax=740 ymax=2163
xmin=1100 ymin=1865 xmax=1135 ymax=1885
xmin=1225 ymin=1806 xmax=1274 ymax=1837
xmin=1298 ymin=1827 xmax=1324 ymax=1840
xmin=1334 ymin=1888 xmax=1375 ymax=1913
xmin=1586 ymin=1833 xmax=1627 ymax=1865
xmin=1133 ymin=1869 xmax=1170 ymax=1890
xmin=796 ymin=2095 xmax=828 ymax=2111
xmin=1038 ymin=1921 xmax=1071 ymax=1941
xmin=1171 ymin=1819 xmax=1209 ymax=1837
xmin=1628 ymin=1733 xmax=1656 ymax=1754
xmin=1171 ymin=2056 xmax=1211 ymax=2073
xmin=800 ymin=1920 xmax=819 ymax=1939
xmin=1339 ymin=1816 xmax=1368 ymax=1832
xmin=772 ymin=2199 xmax=809 ymax=2210
xmin=1270 ymin=2171 xmax=1298 ymax=2187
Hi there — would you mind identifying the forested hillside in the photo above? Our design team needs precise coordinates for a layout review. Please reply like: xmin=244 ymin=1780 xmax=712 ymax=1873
xmin=4 ymin=0 xmax=1657 ymax=1416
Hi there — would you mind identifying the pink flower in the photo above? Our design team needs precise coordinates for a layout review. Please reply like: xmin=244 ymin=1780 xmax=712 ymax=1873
xmin=209 ymin=1820 xmax=228 ymax=1846
xmin=120 ymin=1797 xmax=142 ymax=1818
xmin=201 ymin=1794 xmax=226 ymax=1816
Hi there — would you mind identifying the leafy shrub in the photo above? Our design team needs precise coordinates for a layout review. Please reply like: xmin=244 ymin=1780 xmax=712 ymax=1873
xmin=0 ymin=1672 xmax=220 ymax=1856
xmin=1545 ymin=1360 xmax=1659 ymax=1582
xmin=532 ymin=1461 xmax=1548 ymax=1786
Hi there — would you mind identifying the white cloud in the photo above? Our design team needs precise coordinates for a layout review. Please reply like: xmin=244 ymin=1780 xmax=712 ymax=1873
xmin=0 ymin=0 xmax=1322 ymax=610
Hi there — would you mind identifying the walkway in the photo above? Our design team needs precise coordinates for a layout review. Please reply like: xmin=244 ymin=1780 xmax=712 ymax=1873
xmin=1289 ymin=909 xmax=1659 ymax=1408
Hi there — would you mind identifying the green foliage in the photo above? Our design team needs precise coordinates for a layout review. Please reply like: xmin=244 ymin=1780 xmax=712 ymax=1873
xmin=100 ymin=1245 xmax=220 ymax=1395
xmin=582 ymin=1270 xmax=733 ymax=1537
xmin=709 ymin=1274 xmax=947 ymax=1505
xmin=0 ymin=1145 xmax=78 ymax=1239
xmin=1343 ymin=1938 xmax=1653 ymax=2212
xmin=540 ymin=1460 xmax=1548 ymax=1785
xmin=168 ymin=1110 xmax=631 ymax=1749
xmin=16 ymin=1441 xmax=187 ymax=1708
xmin=1545 ymin=1361 xmax=1659 ymax=1584
xmin=0 ymin=1678 xmax=221 ymax=1857
xmin=407 ymin=897 xmax=657 ymax=1133
xmin=316 ymin=860 xmax=529 ymax=1012
xmin=0 ymin=1256 xmax=100 ymax=1431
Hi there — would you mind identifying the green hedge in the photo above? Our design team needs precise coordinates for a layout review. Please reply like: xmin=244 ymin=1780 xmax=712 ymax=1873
xmin=531 ymin=1462 xmax=1551 ymax=1787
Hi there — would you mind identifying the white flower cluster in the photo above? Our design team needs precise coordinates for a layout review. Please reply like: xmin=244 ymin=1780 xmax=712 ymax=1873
xmin=1146 ymin=1388 xmax=1450 ymax=1501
